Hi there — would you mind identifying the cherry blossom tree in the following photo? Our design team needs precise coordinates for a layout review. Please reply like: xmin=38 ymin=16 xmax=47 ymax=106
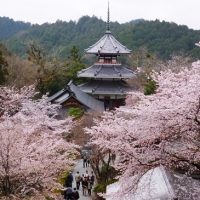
xmin=86 ymin=61 xmax=200 ymax=198
xmin=0 ymin=86 xmax=78 ymax=198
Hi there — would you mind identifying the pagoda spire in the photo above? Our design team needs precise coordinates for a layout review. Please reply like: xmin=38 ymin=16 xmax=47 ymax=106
xmin=106 ymin=1 xmax=110 ymax=32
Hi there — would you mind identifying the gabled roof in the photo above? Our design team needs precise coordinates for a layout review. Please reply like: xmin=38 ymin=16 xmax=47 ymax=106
xmin=85 ymin=31 xmax=131 ymax=55
xmin=77 ymin=64 xmax=135 ymax=79
xmin=48 ymin=81 xmax=104 ymax=112
xmin=79 ymin=80 xmax=131 ymax=95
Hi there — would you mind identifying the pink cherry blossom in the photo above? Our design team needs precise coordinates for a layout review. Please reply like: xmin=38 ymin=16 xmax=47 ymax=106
xmin=86 ymin=61 xmax=200 ymax=198
xmin=0 ymin=86 xmax=78 ymax=198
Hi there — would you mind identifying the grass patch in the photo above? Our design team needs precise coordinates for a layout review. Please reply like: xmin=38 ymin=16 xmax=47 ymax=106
xmin=68 ymin=107 xmax=84 ymax=118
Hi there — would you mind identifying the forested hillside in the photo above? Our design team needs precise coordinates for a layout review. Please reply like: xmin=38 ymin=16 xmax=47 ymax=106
xmin=0 ymin=17 xmax=31 ymax=39
xmin=0 ymin=16 xmax=200 ymax=59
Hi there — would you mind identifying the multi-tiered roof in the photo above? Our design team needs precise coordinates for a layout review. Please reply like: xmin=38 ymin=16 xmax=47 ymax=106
xmin=49 ymin=5 xmax=135 ymax=111
xmin=78 ymin=5 xmax=135 ymax=103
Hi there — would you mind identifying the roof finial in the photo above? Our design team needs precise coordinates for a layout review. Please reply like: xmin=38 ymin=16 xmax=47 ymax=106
xmin=107 ymin=1 xmax=110 ymax=31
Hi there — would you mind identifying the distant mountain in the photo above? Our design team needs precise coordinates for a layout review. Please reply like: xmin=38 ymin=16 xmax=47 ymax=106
xmin=0 ymin=16 xmax=200 ymax=59
xmin=0 ymin=17 xmax=31 ymax=40
xmin=129 ymin=19 xmax=145 ymax=24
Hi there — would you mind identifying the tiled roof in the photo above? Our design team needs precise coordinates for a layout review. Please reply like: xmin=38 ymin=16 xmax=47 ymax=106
xmin=48 ymin=81 xmax=104 ymax=112
xmin=77 ymin=64 xmax=135 ymax=79
xmin=79 ymin=80 xmax=131 ymax=95
xmin=85 ymin=31 xmax=131 ymax=54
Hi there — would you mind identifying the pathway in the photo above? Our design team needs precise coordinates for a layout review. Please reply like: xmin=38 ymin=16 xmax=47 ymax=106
xmin=72 ymin=159 xmax=93 ymax=200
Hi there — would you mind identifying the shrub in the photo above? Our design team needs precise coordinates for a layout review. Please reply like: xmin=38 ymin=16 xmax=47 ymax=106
xmin=93 ymin=179 xmax=118 ymax=193
xmin=68 ymin=107 xmax=84 ymax=118
xmin=144 ymin=78 xmax=157 ymax=95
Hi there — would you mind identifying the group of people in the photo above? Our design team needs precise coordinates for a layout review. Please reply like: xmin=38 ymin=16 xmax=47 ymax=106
xmin=75 ymin=170 xmax=95 ymax=196
xmin=63 ymin=169 xmax=95 ymax=199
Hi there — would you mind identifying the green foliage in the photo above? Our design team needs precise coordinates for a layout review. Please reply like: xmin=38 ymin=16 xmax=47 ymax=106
xmin=65 ymin=46 xmax=85 ymax=84
xmin=27 ymin=44 xmax=85 ymax=95
xmin=144 ymin=78 xmax=157 ymax=95
xmin=94 ymin=161 xmax=118 ymax=194
xmin=130 ymin=20 xmax=200 ymax=59
xmin=93 ymin=179 xmax=118 ymax=193
xmin=57 ymin=170 xmax=69 ymax=186
xmin=52 ymin=188 xmax=63 ymax=194
xmin=68 ymin=107 xmax=84 ymax=118
xmin=0 ymin=17 xmax=30 ymax=40
xmin=1 ymin=16 xmax=200 ymax=60
xmin=0 ymin=46 xmax=8 ymax=85
xmin=127 ymin=47 xmax=158 ymax=70
xmin=70 ymin=46 xmax=81 ymax=62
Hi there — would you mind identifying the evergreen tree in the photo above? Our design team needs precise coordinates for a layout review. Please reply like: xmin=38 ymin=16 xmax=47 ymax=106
xmin=27 ymin=44 xmax=85 ymax=95
xmin=0 ymin=49 xmax=8 ymax=85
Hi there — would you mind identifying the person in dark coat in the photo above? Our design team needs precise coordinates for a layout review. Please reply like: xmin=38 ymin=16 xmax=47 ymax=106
xmin=72 ymin=188 xmax=80 ymax=200
xmin=64 ymin=187 xmax=73 ymax=200
xmin=83 ymin=154 xmax=87 ymax=168
xmin=87 ymin=158 xmax=90 ymax=167
xmin=65 ymin=171 xmax=73 ymax=187
xmin=82 ymin=177 xmax=88 ymax=196
xmin=87 ymin=177 xmax=92 ymax=196
xmin=91 ymin=171 xmax=95 ymax=186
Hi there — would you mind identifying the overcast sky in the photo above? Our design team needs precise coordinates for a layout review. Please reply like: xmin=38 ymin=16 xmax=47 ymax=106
xmin=0 ymin=0 xmax=199 ymax=30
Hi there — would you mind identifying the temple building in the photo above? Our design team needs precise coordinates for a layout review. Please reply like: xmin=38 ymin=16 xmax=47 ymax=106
xmin=48 ymin=81 xmax=104 ymax=112
xmin=77 ymin=6 xmax=135 ymax=109
xmin=50 ymin=6 xmax=135 ymax=111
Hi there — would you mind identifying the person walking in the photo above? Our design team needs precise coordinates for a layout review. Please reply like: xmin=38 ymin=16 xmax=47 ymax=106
xmin=91 ymin=171 xmax=95 ymax=186
xmin=83 ymin=154 xmax=87 ymax=168
xmin=84 ymin=170 xmax=89 ymax=181
xmin=82 ymin=177 xmax=88 ymax=196
xmin=87 ymin=157 xmax=90 ymax=167
xmin=65 ymin=171 xmax=73 ymax=188
xmin=75 ymin=171 xmax=81 ymax=190
xmin=87 ymin=177 xmax=92 ymax=196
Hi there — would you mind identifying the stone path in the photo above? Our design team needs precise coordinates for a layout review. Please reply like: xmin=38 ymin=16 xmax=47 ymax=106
xmin=72 ymin=159 xmax=93 ymax=200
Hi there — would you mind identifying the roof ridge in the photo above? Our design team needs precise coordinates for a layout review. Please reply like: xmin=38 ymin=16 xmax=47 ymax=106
xmin=94 ymin=65 xmax=102 ymax=77
xmin=110 ymin=34 xmax=128 ymax=50
xmin=85 ymin=34 xmax=107 ymax=52
xmin=114 ymin=65 xmax=122 ymax=77
xmin=108 ymin=34 xmax=118 ymax=53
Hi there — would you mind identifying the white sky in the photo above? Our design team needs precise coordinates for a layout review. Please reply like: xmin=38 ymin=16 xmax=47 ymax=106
xmin=0 ymin=0 xmax=199 ymax=30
